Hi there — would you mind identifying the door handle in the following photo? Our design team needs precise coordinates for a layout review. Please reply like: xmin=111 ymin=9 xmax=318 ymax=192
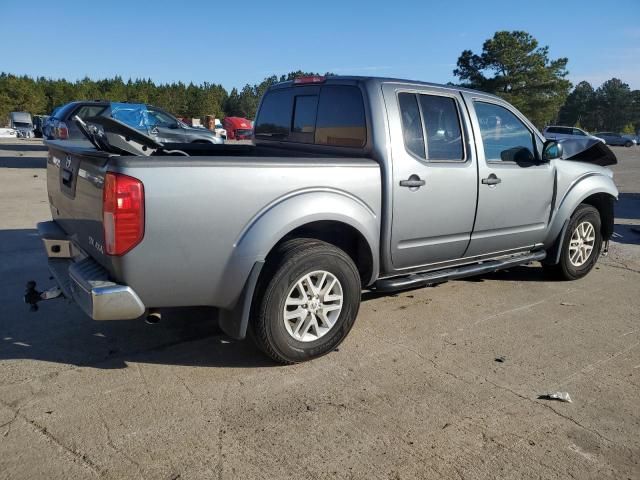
xmin=399 ymin=175 xmax=426 ymax=188
xmin=481 ymin=174 xmax=501 ymax=185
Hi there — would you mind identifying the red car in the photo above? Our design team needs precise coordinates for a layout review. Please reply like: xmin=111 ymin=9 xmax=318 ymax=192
xmin=223 ymin=117 xmax=253 ymax=140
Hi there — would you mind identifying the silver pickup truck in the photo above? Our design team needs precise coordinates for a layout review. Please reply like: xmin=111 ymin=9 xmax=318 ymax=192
xmin=35 ymin=75 xmax=618 ymax=364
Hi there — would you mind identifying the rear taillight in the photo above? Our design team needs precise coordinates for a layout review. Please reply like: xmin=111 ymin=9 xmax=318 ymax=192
xmin=57 ymin=121 xmax=69 ymax=139
xmin=103 ymin=172 xmax=144 ymax=256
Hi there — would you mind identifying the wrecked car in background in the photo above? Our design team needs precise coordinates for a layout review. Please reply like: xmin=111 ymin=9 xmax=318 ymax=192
xmin=45 ymin=101 xmax=224 ymax=145
xmin=0 ymin=127 xmax=18 ymax=138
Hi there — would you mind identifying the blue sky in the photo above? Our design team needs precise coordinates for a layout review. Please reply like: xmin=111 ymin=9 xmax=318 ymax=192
xmin=2 ymin=0 xmax=639 ymax=91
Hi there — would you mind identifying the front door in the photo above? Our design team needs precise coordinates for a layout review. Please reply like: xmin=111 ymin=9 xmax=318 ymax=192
xmin=146 ymin=108 xmax=186 ymax=143
xmin=383 ymin=84 xmax=478 ymax=270
xmin=464 ymin=96 xmax=554 ymax=257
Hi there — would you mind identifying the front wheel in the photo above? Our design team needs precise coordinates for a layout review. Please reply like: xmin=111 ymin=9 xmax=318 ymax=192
xmin=544 ymin=204 xmax=602 ymax=280
xmin=250 ymin=239 xmax=362 ymax=364
xmin=625 ymin=141 xmax=633 ymax=148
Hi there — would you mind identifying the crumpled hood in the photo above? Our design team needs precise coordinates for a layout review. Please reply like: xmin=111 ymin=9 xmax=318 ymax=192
xmin=558 ymin=138 xmax=617 ymax=167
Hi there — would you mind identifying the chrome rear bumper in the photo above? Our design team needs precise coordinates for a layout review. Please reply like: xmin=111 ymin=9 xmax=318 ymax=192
xmin=37 ymin=221 xmax=145 ymax=320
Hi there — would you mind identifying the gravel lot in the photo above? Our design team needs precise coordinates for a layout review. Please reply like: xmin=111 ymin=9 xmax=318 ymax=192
xmin=0 ymin=139 xmax=639 ymax=479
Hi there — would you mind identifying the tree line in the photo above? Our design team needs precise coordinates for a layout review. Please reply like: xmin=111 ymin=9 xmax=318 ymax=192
xmin=0 ymin=70 xmax=325 ymax=125
xmin=557 ymin=79 xmax=639 ymax=133
xmin=1 ymin=31 xmax=639 ymax=134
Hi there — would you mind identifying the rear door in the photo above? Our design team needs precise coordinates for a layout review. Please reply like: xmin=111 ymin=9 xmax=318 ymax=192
xmin=463 ymin=95 xmax=554 ymax=256
xmin=383 ymin=83 xmax=478 ymax=269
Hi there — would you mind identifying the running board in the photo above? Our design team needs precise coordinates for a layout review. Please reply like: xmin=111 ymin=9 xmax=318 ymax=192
xmin=375 ymin=250 xmax=547 ymax=293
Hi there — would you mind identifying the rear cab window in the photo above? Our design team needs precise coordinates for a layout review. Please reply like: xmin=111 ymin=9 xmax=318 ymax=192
xmin=255 ymin=83 xmax=367 ymax=148
xmin=255 ymin=89 xmax=293 ymax=139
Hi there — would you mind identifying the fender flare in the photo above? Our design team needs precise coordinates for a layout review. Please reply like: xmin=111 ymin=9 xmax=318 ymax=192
xmin=543 ymin=173 xmax=618 ymax=262
xmin=218 ymin=188 xmax=379 ymax=339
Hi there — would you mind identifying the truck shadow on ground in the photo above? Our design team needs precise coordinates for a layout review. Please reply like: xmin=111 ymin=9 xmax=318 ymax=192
xmin=0 ymin=142 xmax=48 ymax=152
xmin=0 ymin=156 xmax=46 ymax=168
xmin=612 ymin=224 xmax=640 ymax=245
xmin=0 ymin=228 xmax=277 ymax=370
xmin=612 ymin=193 xmax=640 ymax=245
xmin=0 ymin=309 xmax=277 ymax=371
xmin=615 ymin=193 xmax=640 ymax=221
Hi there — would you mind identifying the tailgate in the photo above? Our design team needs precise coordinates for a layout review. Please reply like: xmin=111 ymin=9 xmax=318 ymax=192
xmin=46 ymin=141 xmax=114 ymax=269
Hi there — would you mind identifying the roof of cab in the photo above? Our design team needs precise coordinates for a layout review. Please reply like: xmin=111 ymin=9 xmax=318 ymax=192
xmin=269 ymin=75 xmax=503 ymax=101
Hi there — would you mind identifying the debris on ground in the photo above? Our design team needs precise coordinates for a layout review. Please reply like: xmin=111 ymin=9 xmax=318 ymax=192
xmin=494 ymin=355 xmax=506 ymax=363
xmin=538 ymin=392 xmax=572 ymax=403
xmin=560 ymin=302 xmax=578 ymax=307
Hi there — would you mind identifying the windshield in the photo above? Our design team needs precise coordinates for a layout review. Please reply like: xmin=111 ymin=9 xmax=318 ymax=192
xmin=13 ymin=122 xmax=32 ymax=128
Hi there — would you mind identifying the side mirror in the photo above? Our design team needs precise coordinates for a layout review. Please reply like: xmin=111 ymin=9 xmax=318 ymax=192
xmin=168 ymin=123 xmax=179 ymax=130
xmin=542 ymin=140 xmax=563 ymax=161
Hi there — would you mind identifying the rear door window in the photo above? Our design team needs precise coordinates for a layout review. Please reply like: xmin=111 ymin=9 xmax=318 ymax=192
xmin=398 ymin=92 xmax=465 ymax=161
xmin=73 ymin=105 xmax=107 ymax=120
xmin=417 ymin=94 xmax=464 ymax=161
xmin=398 ymin=92 xmax=425 ymax=158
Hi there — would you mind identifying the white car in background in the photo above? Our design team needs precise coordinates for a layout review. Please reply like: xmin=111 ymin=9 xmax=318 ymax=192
xmin=0 ymin=127 xmax=18 ymax=138
xmin=543 ymin=126 xmax=606 ymax=144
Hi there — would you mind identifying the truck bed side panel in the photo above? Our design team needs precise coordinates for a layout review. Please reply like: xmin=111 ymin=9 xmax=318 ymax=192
xmin=107 ymin=158 xmax=380 ymax=309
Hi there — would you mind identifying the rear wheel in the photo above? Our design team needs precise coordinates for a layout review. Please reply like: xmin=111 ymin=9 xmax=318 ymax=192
xmin=544 ymin=204 xmax=602 ymax=280
xmin=625 ymin=140 xmax=633 ymax=148
xmin=250 ymin=239 xmax=361 ymax=364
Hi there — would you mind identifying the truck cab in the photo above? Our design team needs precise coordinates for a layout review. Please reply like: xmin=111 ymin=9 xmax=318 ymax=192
xmin=10 ymin=111 xmax=34 ymax=138
xmin=223 ymin=116 xmax=253 ymax=140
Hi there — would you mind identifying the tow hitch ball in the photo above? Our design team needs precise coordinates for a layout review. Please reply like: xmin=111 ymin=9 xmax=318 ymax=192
xmin=24 ymin=281 xmax=62 ymax=311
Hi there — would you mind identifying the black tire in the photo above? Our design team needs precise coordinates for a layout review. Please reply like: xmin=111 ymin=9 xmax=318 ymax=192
xmin=250 ymin=239 xmax=361 ymax=364
xmin=544 ymin=204 xmax=602 ymax=280
xmin=625 ymin=141 xmax=633 ymax=148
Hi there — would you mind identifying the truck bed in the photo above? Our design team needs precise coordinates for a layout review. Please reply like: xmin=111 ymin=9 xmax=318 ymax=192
xmin=44 ymin=140 xmax=382 ymax=312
